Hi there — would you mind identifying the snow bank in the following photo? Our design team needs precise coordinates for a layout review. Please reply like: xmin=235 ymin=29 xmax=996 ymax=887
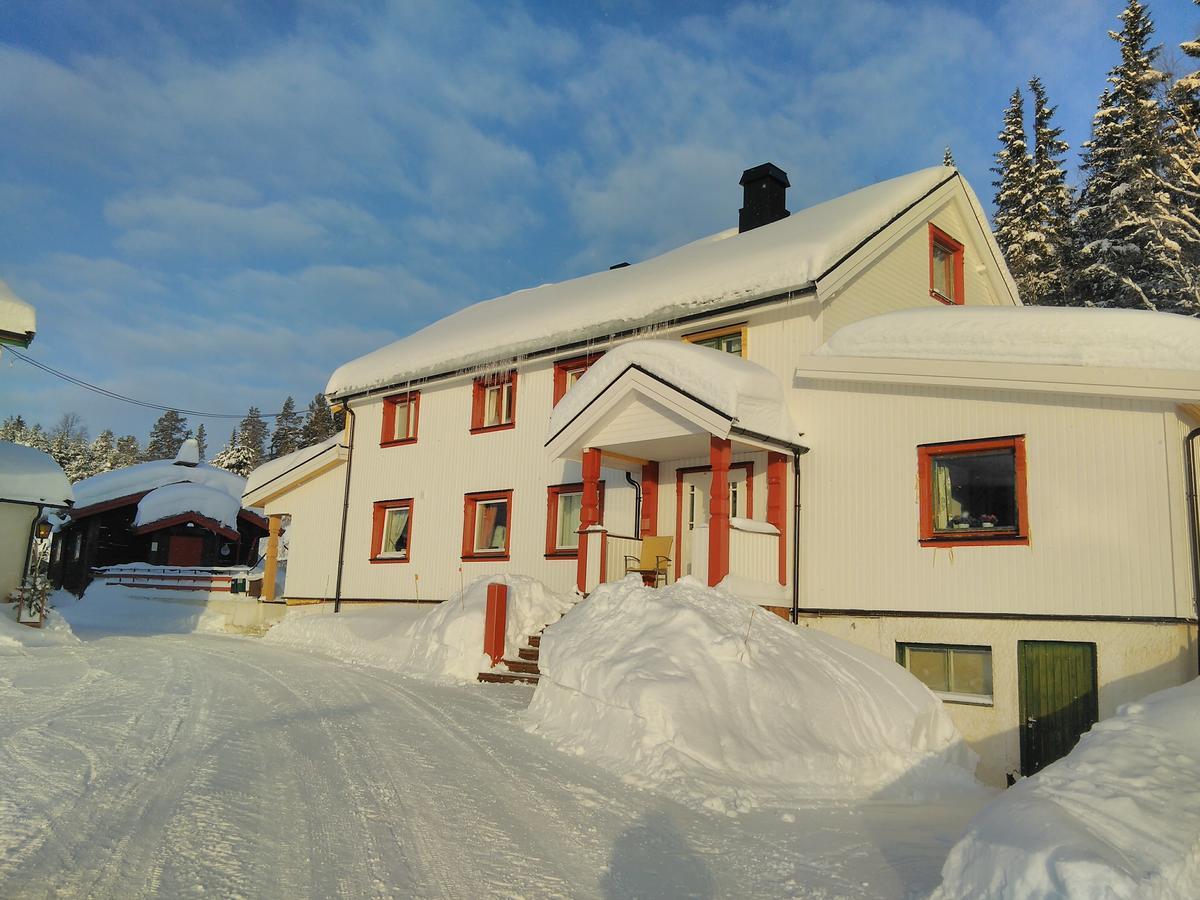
xmin=0 ymin=605 xmax=79 ymax=650
xmin=934 ymin=679 xmax=1200 ymax=900
xmin=546 ymin=340 xmax=798 ymax=445
xmin=525 ymin=577 xmax=977 ymax=812
xmin=134 ymin=482 xmax=241 ymax=531
xmin=72 ymin=456 xmax=246 ymax=511
xmin=0 ymin=440 xmax=73 ymax=505
xmin=327 ymin=167 xmax=955 ymax=397
xmin=55 ymin=584 xmax=229 ymax=636
xmin=817 ymin=306 xmax=1200 ymax=372
xmin=264 ymin=575 xmax=575 ymax=683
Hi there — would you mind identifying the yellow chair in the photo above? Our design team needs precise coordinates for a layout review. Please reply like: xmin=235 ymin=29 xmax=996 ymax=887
xmin=624 ymin=535 xmax=673 ymax=587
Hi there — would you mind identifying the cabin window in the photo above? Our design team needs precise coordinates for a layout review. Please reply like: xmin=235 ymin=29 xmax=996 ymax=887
xmin=684 ymin=324 xmax=746 ymax=357
xmin=918 ymin=436 xmax=1028 ymax=546
xmin=381 ymin=392 xmax=419 ymax=446
xmin=462 ymin=490 xmax=513 ymax=559
xmin=471 ymin=371 xmax=517 ymax=432
xmin=898 ymin=643 xmax=993 ymax=704
xmin=370 ymin=499 xmax=413 ymax=562
xmin=545 ymin=482 xmax=605 ymax=558
xmin=929 ymin=224 xmax=964 ymax=304
xmin=552 ymin=353 xmax=603 ymax=405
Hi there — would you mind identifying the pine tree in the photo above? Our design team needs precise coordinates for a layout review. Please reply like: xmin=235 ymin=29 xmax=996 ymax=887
xmin=992 ymin=87 xmax=1036 ymax=295
xmin=145 ymin=409 xmax=190 ymax=460
xmin=942 ymin=146 xmax=956 ymax=167
xmin=300 ymin=393 xmax=338 ymax=446
xmin=0 ymin=415 xmax=27 ymax=442
xmin=1021 ymin=77 xmax=1075 ymax=306
xmin=195 ymin=423 xmax=208 ymax=461
xmin=1076 ymin=0 xmax=1176 ymax=310
xmin=269 ymin=396 xmax=303 ymax=459
xmin=88 ymin=430 xmax=118 ymax=475
xmin=113 ymin=435 xmax=141 ymax=468
xmin=236 ymin=407 xmax=268 ymax=471
xmin=211 ymin=437 xmax=258 ymax=477
xmin=48 ymin=428 xmax=91 ymax=483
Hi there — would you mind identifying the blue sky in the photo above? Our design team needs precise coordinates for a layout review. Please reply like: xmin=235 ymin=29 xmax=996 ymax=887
xmin=2 ymin=0 xmax=1196 ymax=442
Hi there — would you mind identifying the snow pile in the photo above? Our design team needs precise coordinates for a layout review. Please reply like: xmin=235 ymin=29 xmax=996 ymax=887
xmin=72 ymin=456 xmax=246 ymax=511
xmin=134 ymin=482 xmax=241 ymax=531
xmin=245 ymin=435 xmax=341 ymax=499
xmin=55 ymin=583 xmax=229 ymax=636
xmin=934 ymin=679 xmax=1200 ymax=900
xmin=547 ymin=340 xmax=798 ymax=445
xmin=0 ymin=440 xmax=73 ymax=505
xmin=0 ymin=276 xmax=35 ymax=342
xmin=525 ymin=577 xmax=977 ymax=812
xmin=327 ymin=167 xmax=956 ymax=397
xmin=0 ymin=605 xmax=80 ymax=650
xmin=265 ymin=574 xmax=575 ymax=683
xmin=817 ymin=306 xmax=1200 ymax=372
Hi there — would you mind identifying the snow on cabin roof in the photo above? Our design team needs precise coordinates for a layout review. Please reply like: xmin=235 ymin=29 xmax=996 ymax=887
xmin=546 ymin=339 xmax=799 ymax=446
xmin=244 ymin=435 xmax=342 ymax=498
xmin=0 ymin=441 xmax=73 ymax=506
xmin=0 ymin=278 xmax=36 ymax=346
xmin=134 ymin=482 xmax=242 ymax=532
xmin=816 ymin=306 xmax=1200 ymax=372
xmin=72 ymin=457 xmax=247 ymax=512
xmin=327 ymin=166 xmax=958 ymax=399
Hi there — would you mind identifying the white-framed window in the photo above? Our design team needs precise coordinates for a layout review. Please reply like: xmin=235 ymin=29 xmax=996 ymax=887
xmin=897 ymin=643 xmax=993 ymax=704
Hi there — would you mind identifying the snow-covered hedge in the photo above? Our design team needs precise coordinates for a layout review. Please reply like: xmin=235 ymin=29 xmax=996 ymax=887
xmin=264 ymin=574 xmax=574 ymax=683
xmin=934 ymin=679 xmax=1200 ymax=900
xmin=525 ymin=576 xmax=977 ymax=812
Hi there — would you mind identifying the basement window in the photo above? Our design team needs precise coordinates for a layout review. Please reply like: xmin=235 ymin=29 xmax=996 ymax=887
xmin=471 ymin=371 xmax=517 ymax=432
xmin=918 ymin=436 xmax=1028 ymax=546
xmin=897 ymin=643 xmax=993 ymax=704
xmin=463 ymin=490 xmax=513 ymax=560
xmin=929 ymin=224 xmax=964 ymax=305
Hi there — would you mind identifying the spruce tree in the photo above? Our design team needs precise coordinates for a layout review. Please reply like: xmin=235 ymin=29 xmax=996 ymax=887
xmin=1076 ymin=0 xmax=1175 ymax=310
xmin=195 ymin=423 xmax=208 ymax=461
xmin=0 ymin=415 xmax=27 ymax=442
xmin=145 ymin=409 xmax=190 ymax=460
xmin=300 ymin=393 xmax=338 ymax=446
xmin=211 ymin=437 xmax=258 ymax=477
xmin=236 ymin=407 xmax=268 ymax=471
xmin=1023 ymin=77 xmax=1075 ymax=306
xmin=992 ymin=87 xmax=1035 ymax=295
xmin=942 ymin=146 xmax=956 ymax=167
xmin=89 ymin=430 xmax=118 ymax=474
xmin=269 ymin=396 xmax=303 ymax=459
xmin=113 ymin=435 xmax=141 ymax=468
xmin=48 ymin=428 xmax=91 ymax=483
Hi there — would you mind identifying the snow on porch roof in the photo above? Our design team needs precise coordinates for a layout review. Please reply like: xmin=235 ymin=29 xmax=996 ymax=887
xmin=816 ymin=306 xmax=1200 ymax=372
xmin=0 ymin=440 xmax=73 ymax=506
xmin=133 ymin=482 xmax=242 ymax=534
xmin=546 ymin=339 xmax=799 ymax=447
xmin=0 ymin=277 xmax=36 ymax=346
xmin=326 ymin=166 xmax=958 ymax=399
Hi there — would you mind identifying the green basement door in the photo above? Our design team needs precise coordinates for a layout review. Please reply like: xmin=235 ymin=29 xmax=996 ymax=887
xmin=1018 ymin=640 xmax=1099 ymax=776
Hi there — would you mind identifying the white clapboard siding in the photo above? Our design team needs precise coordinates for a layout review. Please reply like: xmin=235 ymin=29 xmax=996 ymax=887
xmin=729 ymin=526 xmax=779 ymax=583
xmin=795 ymin=379 xmax=1189 ymax=619
xmin=264 ymin=462 xmax=343 ymax=601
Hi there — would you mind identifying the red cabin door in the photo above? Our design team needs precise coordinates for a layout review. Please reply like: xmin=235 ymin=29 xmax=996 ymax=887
xmin=168 ymin=536 xmax=204 ymax=567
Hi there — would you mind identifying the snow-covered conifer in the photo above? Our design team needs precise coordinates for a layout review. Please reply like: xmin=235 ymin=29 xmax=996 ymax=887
xmin=301 ymin=394 xmax=338 ymax=446
xmin=144 ymin=409 xmax=190 ymax=460
xmin=237 ymin=407 xmax=268 ymax=471
xmin=942 ymin=146 xmax=956 ymax=167
xmin=194 ymin=423 xmax=208 ymax=461
xmin=88 ymin=430 xmax=118 ymax=475
xmin=270 ymin=396 xmax=303 ymax=459
xmin=113 ymin=435 xmax=141 ymax=468
xmin=992 ymin=87 xmax=1035 ymax=293
xmin=1022 ymin=77 xmax=1075 ymax=306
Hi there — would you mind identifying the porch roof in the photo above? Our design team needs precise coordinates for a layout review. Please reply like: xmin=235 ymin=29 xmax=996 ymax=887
xmin=546 ymin=340 xmax=801 ymax=463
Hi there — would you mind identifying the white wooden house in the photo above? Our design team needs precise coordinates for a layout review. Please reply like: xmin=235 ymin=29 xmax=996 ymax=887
xmin=245 ymin=164 xmax=1200 ymax=785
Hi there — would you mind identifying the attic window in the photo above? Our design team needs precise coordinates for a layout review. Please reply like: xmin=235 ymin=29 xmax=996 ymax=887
xmin=929 ymin=224 xmax=964 ymax=305
xmin=684 ymin=324 xmax=746 ymax=357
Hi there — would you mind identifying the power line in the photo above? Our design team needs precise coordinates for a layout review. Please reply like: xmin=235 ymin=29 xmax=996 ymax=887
xmin=5 ymin=347 xmax=285 ymax=420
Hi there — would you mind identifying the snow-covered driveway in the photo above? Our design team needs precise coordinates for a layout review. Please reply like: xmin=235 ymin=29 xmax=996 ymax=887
xmin=0 ymin=633 xmax=979 ymax=898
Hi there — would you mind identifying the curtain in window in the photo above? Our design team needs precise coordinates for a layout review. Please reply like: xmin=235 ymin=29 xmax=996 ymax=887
xmin=393 ymin=402 xmax=411 ymax=440
xmin=933 ymin=463 xmax=953 ymax=530
xmin=384 ymin=507 xmax=410 ymax=555
xmin=557 ymin=493 xmax=582 ymax=548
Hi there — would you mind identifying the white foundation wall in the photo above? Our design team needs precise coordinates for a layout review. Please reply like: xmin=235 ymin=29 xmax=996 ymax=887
xmin=0 ymin=504 xmax=37 ymax=598
xmin=798 ymin=613 xmax=1197 ymax=786
xmin=795 ymin=380 xmax=1192 ymax=620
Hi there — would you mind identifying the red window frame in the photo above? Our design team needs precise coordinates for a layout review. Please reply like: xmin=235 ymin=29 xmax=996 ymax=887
xmin=928 ymin=224 xmax=965 ymax=305
xmin=462 ymin=489 xmax=514 ymax=560
xmin=917 ymin=436 xmax=1028 ymax=547
xmin=552 ymin=353 xmax=603 ymax=406
xmin=370 ymin=498 xmax=414 ymax=563
xmin=470 ymin=371 xmax=518 ymax=433
xmin=380 ymin=391 xmax=420 ymax=446
xmin=545 ymin=481 xmax=606 ymax=559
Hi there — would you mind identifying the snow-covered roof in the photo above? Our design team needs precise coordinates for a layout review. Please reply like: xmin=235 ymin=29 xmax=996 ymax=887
xmin=327 ymin=167 xmax=957 ymax=398
xmin=133 ymin=482 xmax=241 ymax=533
xmin=547 ymin=339 xmax=798 ymax=446
xmin=816 ymin=306 xmax=1200 ymax=372
xmin=0 ymin=278 xmax=36 ymax=346
xmin=0 ymin=441 xmax=73 ymax=506
xmin=244 ymin=435 xmax=342 ymax=499
xmin=73 ymin=456 xmax=247 ymax=512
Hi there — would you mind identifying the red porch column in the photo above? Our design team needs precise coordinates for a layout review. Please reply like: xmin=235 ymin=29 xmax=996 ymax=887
xmin=577 ymin=447 xmax=603 ymax=593
xmin=767 ymin=452 xmax=788 ymax=586
xmin=640 ymin=461 xmax=659 ymax=538
xmin=708 ymin=437 xmax=731 ymax=587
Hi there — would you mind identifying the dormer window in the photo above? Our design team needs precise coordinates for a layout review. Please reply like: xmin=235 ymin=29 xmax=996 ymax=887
xmin=929 ymin=224 xmax=964 ymax=305
xmin=684 ymin=324 xmax=746 ymax=357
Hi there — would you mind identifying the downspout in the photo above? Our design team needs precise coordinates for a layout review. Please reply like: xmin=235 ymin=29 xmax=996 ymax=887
xmin=21 ymin=503 xmax=45 ymax=583
xmin=1185 ymin=427 xmax=1200 ymax=674
xmin=624 ymin=471 xmax=642 ymax=537
xmin=333 ymin=405 xmax=357 ymax=614
xmin=791 ymin=446 xmax=810 ymax=624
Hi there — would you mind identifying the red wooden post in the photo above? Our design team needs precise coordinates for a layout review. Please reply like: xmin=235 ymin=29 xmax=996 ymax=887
xmin=767 ymin=452 xmax=787 ymax=586
xmin=640 ymin=461 xmax=659 ymax=538
xmin=483 ymin=582 xmax=508 ymax=665
xmin=708 ymin=437 xmax=731 ymax=587
xmin=577 ymin=447 xmax=602 ymax=593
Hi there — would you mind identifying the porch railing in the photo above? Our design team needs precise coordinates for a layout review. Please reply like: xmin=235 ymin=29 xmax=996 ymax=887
xmin=603 ymin=534 xmax=642 ymax=582
xmin=729 ymin=521 xmax=780 ymax=582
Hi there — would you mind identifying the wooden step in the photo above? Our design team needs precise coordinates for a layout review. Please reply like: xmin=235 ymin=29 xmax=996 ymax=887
xmin=517 ymin=646 xmax=539 ymax=661
xmin=477 ymin=670 xmax=540 ymax=685
xmin=502 ymin=658 xmax=540 ymax=675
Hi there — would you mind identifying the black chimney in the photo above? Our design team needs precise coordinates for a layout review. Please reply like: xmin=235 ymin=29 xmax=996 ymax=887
xmin=739 ymin=163 xmax=790 ymax=233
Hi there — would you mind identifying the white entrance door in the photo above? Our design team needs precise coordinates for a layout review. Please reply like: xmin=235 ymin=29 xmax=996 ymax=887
xmin=678 ymin=467 xmax=748 ymax=577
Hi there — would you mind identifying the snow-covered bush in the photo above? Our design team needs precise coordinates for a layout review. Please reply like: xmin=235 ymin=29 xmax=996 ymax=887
xmin=934 ymin=678 xmax=1200 ymax=900
xmin=525 ymin=576 xmax=978 ymax=812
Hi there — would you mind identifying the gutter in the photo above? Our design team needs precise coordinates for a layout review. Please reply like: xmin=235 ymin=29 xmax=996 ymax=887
xmin=1186 ymin=426 xmax=1200 ymax=674
xmin=21 ymin=504 xmax=45 ymax=586
xmin=333 ymin=405 xmax=357 ymax=614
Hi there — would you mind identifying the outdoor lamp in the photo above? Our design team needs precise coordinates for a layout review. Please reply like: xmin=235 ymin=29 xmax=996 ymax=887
xmin=35 ymin=522 xmax=52 ymax=540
